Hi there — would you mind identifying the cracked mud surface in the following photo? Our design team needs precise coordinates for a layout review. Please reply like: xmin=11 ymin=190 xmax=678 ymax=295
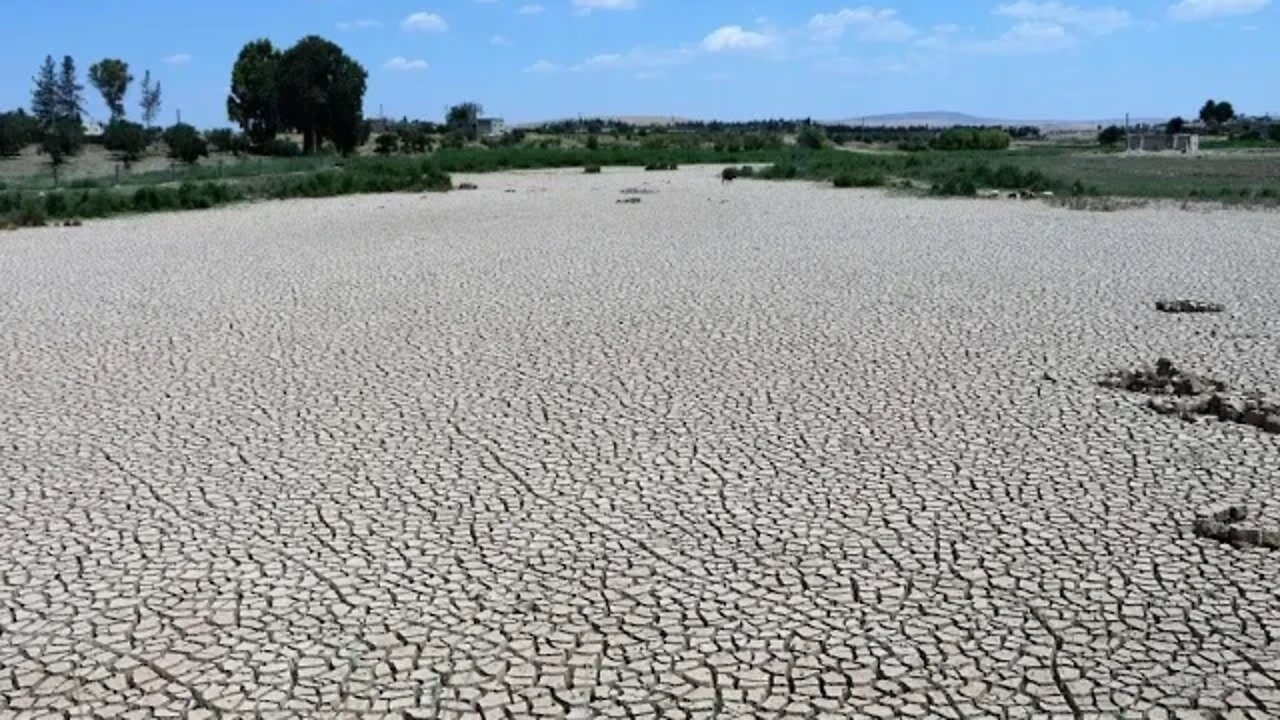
xmin=2 ymin=167 xmax=1280 ymax=718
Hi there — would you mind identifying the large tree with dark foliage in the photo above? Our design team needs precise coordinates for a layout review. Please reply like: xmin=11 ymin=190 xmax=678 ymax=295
xmin=227 ymin=39 xmax=283 ymax=147
xmin=276 ymin=36 xmax=367 ymax=154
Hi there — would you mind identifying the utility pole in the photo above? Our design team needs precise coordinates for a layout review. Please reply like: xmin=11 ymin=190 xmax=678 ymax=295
xmin=176 ymin=108 xmax=182 ymax=125
xmin=1124 ymin=112 xmax=1130 ymax=151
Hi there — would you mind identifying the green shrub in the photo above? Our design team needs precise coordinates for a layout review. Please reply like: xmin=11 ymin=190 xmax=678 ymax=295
xmin=833 ymin=173 xmax=884 ymax=188
xmin=931 ymin=129 xmax=1011 ymax=151
xmin=164 ymin=123 xmax=209 ymax=164
xmin=13 ymin=200 xmax=47 ymax=227
xmin=0 ymin=111 xmax=41 ymax=157
xmin=41 ymin=119 xmax=84 ymax=165
xmin=258 ymin=138 xmax=302 ymax=157
xmin=584 ymin=164 xmax=601 ymax=174
xmin=644 ymin=162 xmax=677 ymax=171
xmin=1097 ymin=125 xmax=1124 ymax=147
xmin=103 ymin=120 xmax=148 ymax=163
xmin=205 ymin=128 xmax=237 ymax=153
xmin=721 ymin=167 xmax=739 ymax=182
xmin=932 ymin=178 xmax=978 ymax=197
xmin=796 ymin=125 xmax=827 ymax=150
xmin=375 ymin=133 xmax=399 ymax=156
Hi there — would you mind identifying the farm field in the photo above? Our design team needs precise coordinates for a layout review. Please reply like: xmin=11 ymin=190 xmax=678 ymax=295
xmin=1 ymin=168 xmax=1279 ymax=716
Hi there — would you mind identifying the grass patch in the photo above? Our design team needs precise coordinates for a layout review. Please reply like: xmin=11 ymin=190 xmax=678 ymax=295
xmin=832 ymin=173 xmax=884 ymax=188
xmin=1 ymin=157 xmax=453 ymax=226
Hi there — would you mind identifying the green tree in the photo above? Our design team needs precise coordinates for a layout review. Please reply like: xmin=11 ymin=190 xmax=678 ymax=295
xmin=41 ymin=118 xmax=83 ymax=165
xmin=1166 ymin=116 xmax=1186 ymax=134
xmin=227 ymin=39 xmax=282 ymax=147
xmin=31 ymin=56 xmax=58 ymax=125
xmin=446 ymin=102 xmax=483 ymax=141
xmin=1097 ymin=125 xmax=1124 ymax=147
xmin=1213 ymin=101 xmax=1235 ymax=125
xmin=89 ymin=59 xmax=133 ymax=120
xmin=103 ymin=119 xmax=147 ymax=163
xmin=1269 ymin=125 xmax=1280 ymax=143
xmin=163 ymin=122 xmax=208 ymax=164
xmin=56 ymin=56 xmax=84 ymax=122
xmin=1199 ymin=99 xmax=1217 ymax=126
xmin=277 ymin=36 xmax=367 ymax=154
xmin=139 ymin=70 xmax=162 ymax=128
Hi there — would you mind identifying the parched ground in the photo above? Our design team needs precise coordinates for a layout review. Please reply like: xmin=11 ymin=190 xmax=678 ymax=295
xmin=1 ymin=168 xmax=1279 ymax=719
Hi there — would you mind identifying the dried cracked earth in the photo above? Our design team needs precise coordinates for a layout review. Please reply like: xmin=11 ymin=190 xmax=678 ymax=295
xmin=2 ymin=168 xmax=1279 ymax=719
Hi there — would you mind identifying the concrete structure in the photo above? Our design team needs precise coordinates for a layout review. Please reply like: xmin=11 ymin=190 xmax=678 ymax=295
xmin=1127 ymin=132 xmax=1200 ymax=153
xmin=81 ymin=119 xmax=105 ymax=139
xmin=476 ymin=116 xmax=505 ymax=137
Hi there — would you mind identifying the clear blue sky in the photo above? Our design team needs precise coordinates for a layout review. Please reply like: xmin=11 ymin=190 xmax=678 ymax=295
xmin=1 ymin=0 xmax=1275 ymax=126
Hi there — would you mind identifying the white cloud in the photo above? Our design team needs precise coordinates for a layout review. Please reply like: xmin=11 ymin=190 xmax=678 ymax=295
xmin=337 ymin=19 xmax=382 ymax=30
xmin=569 ymin=46 xmax=694 ymax=70
xmin=808 ymin=7 xmax=917 ymax=42
xmin=995 ymin=2 xmax=1130 ymax=34
xmin=490 ymin=34 xmax=513 ymax=45
xmin=163 ymin=53 xmax=192 ymax=65
xmin=518 ymin=4 xmax=545 ymax=13
xmin=401 ymin=12 xmax=448 ymax=31
xmin=523 ymin=59 xmax=563 ymax=73
xmin=572 ymin=0 xmax=637 ymax=13
xmin=973 ymin=21 xmax=1077 ymax=53
xmin=701 ymin=25 xmax=779 ymax=52
xmin=384 ymin=57 xmax=430 ymax=71
xmin=1168 ymin=0 xmax=1270 ymax=20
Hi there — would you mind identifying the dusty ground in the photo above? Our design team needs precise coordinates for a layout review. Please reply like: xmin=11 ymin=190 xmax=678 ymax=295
xmin=1 ymin=168 xmax=1279 ymax=718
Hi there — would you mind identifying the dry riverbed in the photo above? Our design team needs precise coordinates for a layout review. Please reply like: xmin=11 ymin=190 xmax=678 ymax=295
xmin=2 ymin=167 xmax=1279 ymax=717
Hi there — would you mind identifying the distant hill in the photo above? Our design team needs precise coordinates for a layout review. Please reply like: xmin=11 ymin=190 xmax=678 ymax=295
xmin=516 ymin=115 xmax=694 ymax=128
xmin=517 ymin=111 xmax=1165 ymax=131
xmin=833 ymin=111 xmax=1164 ymax=131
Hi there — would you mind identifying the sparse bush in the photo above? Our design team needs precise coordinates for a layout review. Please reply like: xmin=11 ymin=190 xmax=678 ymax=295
xmin=164 ymin=123 xmax=208 ymax=164
xmin=644 ymin=162 xmax=677 ymax=171
xmin=584 ymin=164 xmax=601 ymax=174
xmin=759 ymin=162 xmax=798 ymax=180
xmin=259 ymin=138 xmax=302 ymax=157
xmin=205 ymin=128 xmax=237 ymax=153
xmin=721 ymin=167 xmax=739 ymax=182
xmin=931 ymin=178 xmax=977 ymax=197
xmin=14 ymin=199 xmax=47 ymax=226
